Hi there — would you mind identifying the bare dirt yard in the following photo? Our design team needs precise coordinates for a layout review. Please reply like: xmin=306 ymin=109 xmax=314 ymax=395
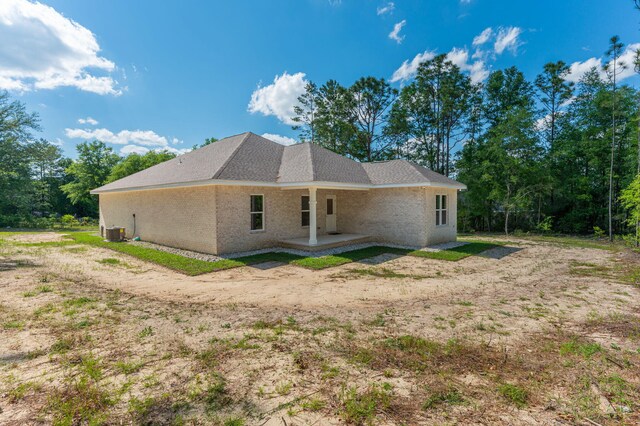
xmin=1 ymin=232 xmax=639 ymax=425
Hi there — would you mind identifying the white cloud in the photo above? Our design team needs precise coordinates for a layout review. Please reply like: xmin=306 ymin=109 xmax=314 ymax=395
xmin=390 ymin=50 xmax=436 ymax=82
xmin=389 ymin=20 xmax=406 ymax=44
xmin=377 ymin=2 xmax=395 ymax=15
xmin=0 ymin=0 xmax=119 ymax=94
xmin=262 ymin=133 xmax=297 ymax=146
xmin=472 ymin=27 xmax=493 ymax=46
xmin=78 ymin=116 xmax=98 ymax=125
xmin=494 ymin=26 xmax=523 ymax=55
xmin=565 ymin=43 xmax=640 ymax=84
xmin=248 ymin=72 xmax=308 ymax=125
xmin=446 ymin=48 xmax=489 ymax=83
xmin=119 ymin=144 xmax=189 ymax=156
xmin=120 ymin=145 xmax=149 ymax=155
xmin=566 ymin=57 xmax=603 ymax=83
xmin=65 ymin=127 xmax=172 ymax=147
xmin=391 ymin=48 xmax=488 ymax=84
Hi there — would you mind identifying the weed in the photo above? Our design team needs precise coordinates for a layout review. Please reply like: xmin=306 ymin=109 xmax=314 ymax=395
xmin=47 ymin=375 xmax=115 ymax=425
xmin=301 ymin=397 xmax=326 ymax=411
xmin=339 ymin=383 xmax=393 ymax=425
xmin=3 ymin=320 xmax=25 ymax=330
xmin=423 ymin=388 xmax=464 ymax=409
xmin=115 ymin=360 xmax=145 ymax=375
xmin=8 ymin=381 xmax=39 ymax=402
xmin=276 ymin=381 xmax=293 ymax=396
xmin=139 ymin=326 xmax=154 ymax=338
xmin=559 ymin=339 xmax=603 ymax=359
xmin=203 ymin=374 xmax=232 ymax=413
xmin=497 ymin=383 xmax=528 ymax=408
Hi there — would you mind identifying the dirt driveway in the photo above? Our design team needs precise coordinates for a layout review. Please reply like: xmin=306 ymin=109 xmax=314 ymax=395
xmin=1 ymin=233 xmax=639 ymax=425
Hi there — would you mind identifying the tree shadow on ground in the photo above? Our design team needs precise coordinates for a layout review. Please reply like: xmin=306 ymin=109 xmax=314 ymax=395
xmin=480 ymin=246 xmax=522 ymax=260
xmin=0 ymin=258 xmax=39 ymax=272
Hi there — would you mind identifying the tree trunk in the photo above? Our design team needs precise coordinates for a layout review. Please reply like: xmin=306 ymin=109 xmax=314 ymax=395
xmin=504 ymin=208 xmax=510 ymax=236
xmin=608 ymin=71 xmax=617 ymax=242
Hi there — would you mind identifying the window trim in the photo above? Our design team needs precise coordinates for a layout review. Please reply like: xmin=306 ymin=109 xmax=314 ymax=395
xmin=301 ymin=195 xmax=310 ymax=228
xmin=435 ymin=194 xmax=448 ymax=227
xmin=250 ymin=194 xmax=265 ymax=232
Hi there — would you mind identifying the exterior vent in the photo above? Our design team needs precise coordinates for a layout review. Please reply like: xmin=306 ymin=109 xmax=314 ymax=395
xmin=105 ymin=227 xmax=125 ymax=242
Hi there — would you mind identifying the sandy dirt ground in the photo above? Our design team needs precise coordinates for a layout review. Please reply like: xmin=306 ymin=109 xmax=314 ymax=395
xmin=1 ymin=233 xmax=639 ymax=425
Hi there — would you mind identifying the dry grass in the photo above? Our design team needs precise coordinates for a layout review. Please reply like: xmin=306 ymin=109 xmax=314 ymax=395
xmin=1 ymin=232 xmax=640 ymax=425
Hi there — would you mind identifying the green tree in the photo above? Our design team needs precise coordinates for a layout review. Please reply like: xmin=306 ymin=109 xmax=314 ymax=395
xmin=0 ymin=91 xmax=41 ymax=222
xmin=535 ymin=61 xmax=574 ymax=148
xmin=604 ymin=35 xmax=627 ymax=240
xmin=108 ymin=150 xmax=176 ymax=183
xmin=61 ymin=141 xmax=120 ymax=217
xmin=314 ymin=80 xmax=356 ymax=156
xmin=292 ymin=82 xmax=319 ymax=142
xmin=193 ymin=137 xmax=218 ymax=150
xmin=388 ymin=55 xmax=474 ymax=175
xmin=27 ymin=139 xmax=66 ymax=214
xmin=457 ymin=67 xmax=543 ymax=233
xmin=348 ymin=77 xmax=398 ymax=161
xmin=620 ymin=174 xmax=640 ymax=246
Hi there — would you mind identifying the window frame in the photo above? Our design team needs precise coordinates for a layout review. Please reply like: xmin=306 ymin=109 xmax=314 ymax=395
xmin=435 ymin=194 xmax=448 ymax=227
xmin=250 ymin=194 xmax=265 ymax=232
xmin=301 ymin=195 xmax=310 ymax=228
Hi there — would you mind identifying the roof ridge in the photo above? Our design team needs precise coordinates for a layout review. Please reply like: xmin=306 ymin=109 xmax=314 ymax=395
xmin=308 ymin=142 xmax=316 ymax=181
xmin=407 ymin=161 xmax=433 ymax=183
xmin=211 ymin=132 xmax=251 ymax=179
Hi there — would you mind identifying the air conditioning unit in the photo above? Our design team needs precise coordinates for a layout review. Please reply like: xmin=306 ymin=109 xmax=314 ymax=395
xmin=105 ymin=227 xmax=125 ymax=242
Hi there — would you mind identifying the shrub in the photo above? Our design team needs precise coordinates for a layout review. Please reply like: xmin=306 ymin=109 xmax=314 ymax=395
xmin=61 ymin=214 xmax=80 ymax=228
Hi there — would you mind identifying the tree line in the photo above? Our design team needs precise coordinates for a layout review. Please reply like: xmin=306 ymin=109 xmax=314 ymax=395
xmin=290 ymin=37 xmax=640 ymax=242
xmin=0 ymin=90 xmax=176 ymax=227
xmin=1 ymin=38 xmax=639 ymax=242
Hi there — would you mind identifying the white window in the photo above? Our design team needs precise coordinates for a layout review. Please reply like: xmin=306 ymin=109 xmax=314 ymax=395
xmin=436 ymin=194 xmax=448 ymax=226
xmin=301 ymin=196 xmax=310 ymax=227
xmin=250 ymin=195 xmax=264 ymax=231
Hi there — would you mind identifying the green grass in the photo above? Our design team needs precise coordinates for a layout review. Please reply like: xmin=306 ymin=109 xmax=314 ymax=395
xmin=559 ymin=339 xmax=603 ymax=359
xmin=58 ymin=233 xmax=498 ymax=275
xmin=66 ymin=232 xmax=303 ymax=276
xmin=497 ymin=383 xmax=528 ymax=408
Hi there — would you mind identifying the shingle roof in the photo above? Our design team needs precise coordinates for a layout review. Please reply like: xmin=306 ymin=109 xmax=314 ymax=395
xmin=92 ymin=132 xmax=466 ymax=193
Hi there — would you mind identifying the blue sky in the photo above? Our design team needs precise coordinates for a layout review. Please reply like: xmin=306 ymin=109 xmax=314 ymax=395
xmin=2 ymin=0 xmax=639 ymax=157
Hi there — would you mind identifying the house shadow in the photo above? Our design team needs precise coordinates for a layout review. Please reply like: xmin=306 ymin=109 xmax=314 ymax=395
xmin=357 ymin=253 xmax=405 ymax=265
xmin=248 ymin=261 xmax=287 ymax=270
xmin=479 ymin=246 xmax=522 ymax=260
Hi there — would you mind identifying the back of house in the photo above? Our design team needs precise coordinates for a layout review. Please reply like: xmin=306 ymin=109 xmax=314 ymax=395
xmin=91 ymin=132 xmax=466 ymax=255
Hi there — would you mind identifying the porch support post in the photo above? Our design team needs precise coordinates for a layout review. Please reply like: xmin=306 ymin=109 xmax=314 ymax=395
xmin=309 ymin=186 xmax=318 ymax=246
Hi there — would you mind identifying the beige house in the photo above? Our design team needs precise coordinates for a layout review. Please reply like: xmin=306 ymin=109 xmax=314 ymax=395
xmin=92 ymin=132 xmax=466 ymax=255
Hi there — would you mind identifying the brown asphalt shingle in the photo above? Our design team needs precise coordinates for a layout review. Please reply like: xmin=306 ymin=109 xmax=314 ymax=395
xmin=92 ymin=132 xmax=465 ymax=193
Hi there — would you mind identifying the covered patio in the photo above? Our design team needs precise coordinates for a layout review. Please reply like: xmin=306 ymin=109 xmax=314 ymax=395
xmin=279 ymin=232 xmax=370 ymax=251
xmin=277 ymin=185 xmax=368 ymax=251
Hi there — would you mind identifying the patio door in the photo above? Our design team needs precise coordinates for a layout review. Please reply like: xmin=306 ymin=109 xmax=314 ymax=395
xmin=326 ymin=195 xmax=337 ymax=233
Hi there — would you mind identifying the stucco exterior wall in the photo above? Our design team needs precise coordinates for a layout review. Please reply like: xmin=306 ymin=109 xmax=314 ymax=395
xmin=99 ymin=186 xmax=217 ymax=254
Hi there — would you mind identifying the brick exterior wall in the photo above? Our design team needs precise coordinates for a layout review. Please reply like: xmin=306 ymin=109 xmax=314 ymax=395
xmin=99 ymin=186 xmax=217 ymax=254
xmin=99 ymin=184 xmax=459 ymax=255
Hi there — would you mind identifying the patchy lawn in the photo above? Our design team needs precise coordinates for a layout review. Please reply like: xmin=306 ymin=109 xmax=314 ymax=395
xmin=61 ymin=233 xmax=500 ymax=274
xmin=1 ymin=231 xmax=639 ymax=425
